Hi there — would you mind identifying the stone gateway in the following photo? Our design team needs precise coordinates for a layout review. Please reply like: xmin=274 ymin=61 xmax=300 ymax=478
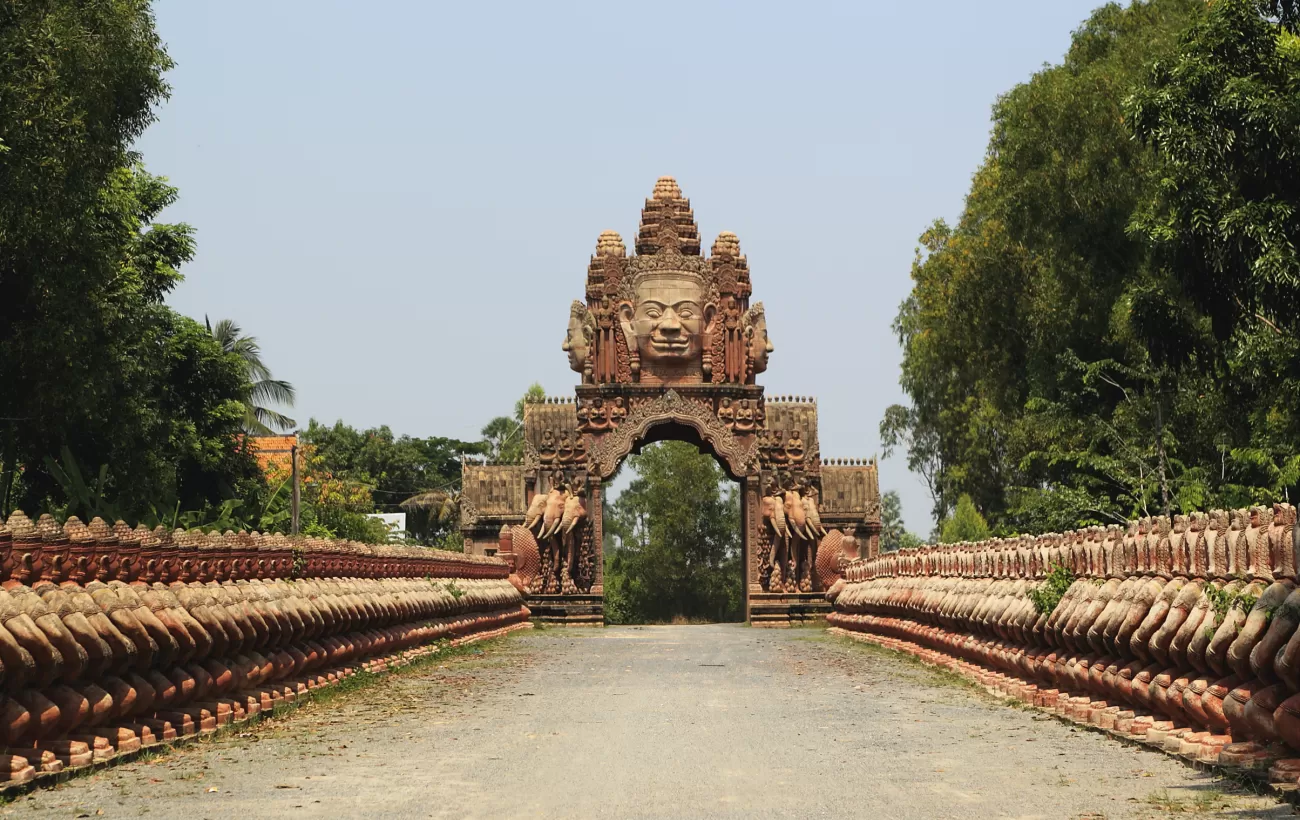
xmin=461 ymin=178 xmax=881 ymax=625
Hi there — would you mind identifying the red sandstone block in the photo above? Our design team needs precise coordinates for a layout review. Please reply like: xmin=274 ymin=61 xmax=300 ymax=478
xmin=118 ymin=723 xmax=159 ymax=747
xmin=0 ymin=754 xmax=35 ymax=783
xmin=2 ymin=747 xmax=59 ymax=773
xmin=65 ymin=734 xmax=116 ymax=762
xmin=35 ymin=740 xmax=93 ymax=768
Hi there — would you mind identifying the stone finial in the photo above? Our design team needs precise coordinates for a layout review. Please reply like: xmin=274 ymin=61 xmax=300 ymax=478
xmin=652 ymin=176 xmax=682 ymax=201
xmin=5 ymin=510 xmax=35 ymax=539
xmin=135 ymin=523 xmax=158 ymax=547
xmin=711 ymin=231 xmax=741 ymax=258
xmin=88 ymin=516 xmax=116 ymax=542
xmin=65 ymin=516 xmax=92 ymax=543
xmin=36 ymin=513 xmax=62 ymax=541
xmin=596 ymin=230 xmax=626 ymax=257
xmin=118 ymin=523 xmax=142 ymax=547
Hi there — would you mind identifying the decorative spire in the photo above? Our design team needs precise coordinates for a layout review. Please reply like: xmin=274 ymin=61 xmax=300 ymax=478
xmin=596 ymin=230 xmax=626 ymax=257
xmin=636 ymin=176 xmax=700 ymax=256
xmin=5 ymin=510 xmax=35 ymax=539
xmin=711 ymin=231 xmax=740 ymax=258
xmin=652 ymin=176 xmax=682 ymax=200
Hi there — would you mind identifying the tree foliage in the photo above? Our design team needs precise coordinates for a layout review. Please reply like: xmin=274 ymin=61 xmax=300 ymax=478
xmin=884 ymin=0 xmax=1300 ymax=535
xmin=603 ymin=442 xmax=742 ymax=624
xmin=939 ymin=494 xmax=992 ymax=544
xmin=207 ymin=318 xmax=297 ymax=434
xmin=1 ymin=2 xmax=263 ymax=520
xmin=880 ymin=490 xmax=923 ymax=552
xmin=299 ymin=420 xmax=484 ymax=545
xmin=479 ymin=383 xmax=545 ymax=462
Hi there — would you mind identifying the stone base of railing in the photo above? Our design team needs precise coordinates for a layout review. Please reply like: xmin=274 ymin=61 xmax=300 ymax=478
xmin=827 ymin=612 xmax=1300 ymax=792
xmin=526 ymin=594 xmax=605 ymax=626
xmin=0 ymin=606 xmax=532 ymax=794
xmin=749 ymin=592 xmax=832 ymax=627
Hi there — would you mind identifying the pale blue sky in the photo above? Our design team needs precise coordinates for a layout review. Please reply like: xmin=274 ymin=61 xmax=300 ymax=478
xmin=141 ymin=0 xmax=1112 ymax=536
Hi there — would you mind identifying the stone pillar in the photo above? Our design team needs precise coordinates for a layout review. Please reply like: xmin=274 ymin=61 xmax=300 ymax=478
xmin=744 ymin=475 xmax=762 ymax=622
xmin=589 ymin=474 xmax=604 ymax=594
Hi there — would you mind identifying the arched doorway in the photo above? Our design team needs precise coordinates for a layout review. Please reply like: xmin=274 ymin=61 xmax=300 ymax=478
xmin=459 ymin=177 xmax=882 ymax=624
xmin=602 ymin=437 xmax=744 ymax=624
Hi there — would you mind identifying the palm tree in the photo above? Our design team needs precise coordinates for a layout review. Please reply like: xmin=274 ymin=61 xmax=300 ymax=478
xmin=206 ymin=317 xmax=297 ymax=435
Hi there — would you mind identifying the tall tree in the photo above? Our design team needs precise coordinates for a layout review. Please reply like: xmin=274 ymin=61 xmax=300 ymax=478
xmin=879 ymin=0 xmax=1269 ymax=534
xmin=879 ymin=490 xmax=923 ymax=552
xmin=479 ymin=383 xmax=545 ymax=462
xmin=1125 ymin=0 xmax=1300 ymax=500
xmin=0 ymin=3 xmax=261 ymax=519
xmin=939 ymin=494 xmax=992 ymax=544
xmin=603 ymin=442 xmax=742 ymax=624
xmin=207 ymin=318 xmax=297 ymax=434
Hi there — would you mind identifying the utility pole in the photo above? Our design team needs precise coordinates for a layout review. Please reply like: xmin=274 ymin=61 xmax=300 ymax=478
xmin=291 ymin=441 xmax=301 ymax=535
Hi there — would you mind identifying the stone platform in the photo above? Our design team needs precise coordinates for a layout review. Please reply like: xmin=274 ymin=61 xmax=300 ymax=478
xmin=748 ymin=592 xmax=831 ymax=626
xmin=527 ymin=594 xmax=605 ymax=626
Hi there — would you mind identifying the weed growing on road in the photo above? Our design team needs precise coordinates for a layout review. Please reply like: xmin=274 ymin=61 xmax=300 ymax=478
xmin=1140 ymin=774 xmax=1285 ymax=817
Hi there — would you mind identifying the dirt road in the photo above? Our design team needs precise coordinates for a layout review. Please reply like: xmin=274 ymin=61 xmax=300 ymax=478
xmin=8 ymin=625 xmax=1292 ymax=819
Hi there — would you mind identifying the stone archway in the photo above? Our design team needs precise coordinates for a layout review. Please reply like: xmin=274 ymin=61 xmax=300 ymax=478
xmin=583 ymin=407 xmax=757 ymax=622
xmin=461 ymin=177 xmax=883 ymax=625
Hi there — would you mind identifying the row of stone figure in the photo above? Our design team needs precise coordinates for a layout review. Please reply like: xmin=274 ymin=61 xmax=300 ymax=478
xmin=840 ymin=505 xmax=1299 ymax=584
xmin=0 ymin=511 xmax=528 ymax=781
xmin=830 ymin=504 xmax=1300 ymax=767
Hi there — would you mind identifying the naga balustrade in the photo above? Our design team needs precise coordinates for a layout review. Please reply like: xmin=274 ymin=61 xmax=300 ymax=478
xmin=0 ymin=511 xmax=529 ymax=783
xmin=828 ymin=505 xmax=1300 ymax=770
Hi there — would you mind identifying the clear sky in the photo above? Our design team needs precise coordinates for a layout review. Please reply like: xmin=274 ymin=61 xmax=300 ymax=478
xmin=140 ymin=0 xmax=1111 ymax=537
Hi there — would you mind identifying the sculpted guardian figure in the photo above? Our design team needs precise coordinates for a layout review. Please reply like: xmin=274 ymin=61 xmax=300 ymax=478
xmin=762 ymin=480 xmax=790 ymax=592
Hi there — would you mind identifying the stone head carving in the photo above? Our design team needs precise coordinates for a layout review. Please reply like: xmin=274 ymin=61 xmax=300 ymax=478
xmin=562 ymin=300 xmax=596 ymax=382
xmin=742 ymin=302 xmax=774 ymax=379
xmin=618 ymin=267 xmax=716 ymax=384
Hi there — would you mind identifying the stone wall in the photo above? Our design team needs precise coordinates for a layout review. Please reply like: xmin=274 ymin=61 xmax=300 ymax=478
xmin=828 ymin=505 xmax=1300 ymax=775
xmin=0 ymin=512 xmax=530 ymax=784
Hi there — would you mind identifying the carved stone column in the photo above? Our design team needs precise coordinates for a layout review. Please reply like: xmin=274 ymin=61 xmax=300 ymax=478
xmin=744 ymin=475 xmax=762 ymax=596
xmin=589 ymin=474 xmax=604 ymax=594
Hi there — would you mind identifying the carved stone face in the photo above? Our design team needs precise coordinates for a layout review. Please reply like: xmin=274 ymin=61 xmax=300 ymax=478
xmin=747 ymin=312 xmax=773 ymax=374
xmin=562 ymin=313 xmax=591 ymax=374
xmin=621 ymin=272 xmax=715 ymax=370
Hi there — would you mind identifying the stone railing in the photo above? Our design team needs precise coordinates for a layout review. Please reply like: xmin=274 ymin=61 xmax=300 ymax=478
xmin=0 ymin=511 xmax=530 ymax=784
xmin=828 ymin=504 xmax=1300 ymax=778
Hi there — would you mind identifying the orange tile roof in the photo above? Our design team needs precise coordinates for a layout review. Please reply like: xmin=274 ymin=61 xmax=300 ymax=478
xmin=246 ymin=434 xmax=302 ymax=476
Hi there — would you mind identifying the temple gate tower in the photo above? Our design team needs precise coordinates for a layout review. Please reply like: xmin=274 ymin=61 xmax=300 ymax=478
xmin=462 ymin=177 xmax=881 ymax=624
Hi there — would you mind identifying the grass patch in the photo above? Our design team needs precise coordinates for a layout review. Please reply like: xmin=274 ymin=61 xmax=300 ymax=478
xmin=822 ymin=631 xmax=986 ymax=695
xmin=1144 ymin=788 xmax=1233 ymax=814
xmin=1141 ymin=774 xmax=1282 ymax=816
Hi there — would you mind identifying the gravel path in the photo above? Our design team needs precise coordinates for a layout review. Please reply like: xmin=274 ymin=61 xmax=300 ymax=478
xmin=7 ymin=625 xmax=1293 ymax=819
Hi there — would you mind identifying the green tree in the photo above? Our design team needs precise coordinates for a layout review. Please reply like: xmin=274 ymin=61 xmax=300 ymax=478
xmin=1125 ymin=0 xmax=1300 ymax=501
xmin=207 ymin=318 xmax=297 ymax=434
xmin=939 ymin=494 xmax=991 ymax=544
xmin=879 ymin=490 xmax=924 ymax=552
xmin=1 ymin=166 xmax=262 ymax=519
xmin=0 ymin=3 xmax=262 ymax=519
xmin=880 ymin=0 xmax=1300 ymax=533
xmin=479 ymin=383 xmax=546 ymax=462
xmin=300 ymin=419 xmax=483 ymax=544
xmin=603 ymin=442 xmax=742 ymax=624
